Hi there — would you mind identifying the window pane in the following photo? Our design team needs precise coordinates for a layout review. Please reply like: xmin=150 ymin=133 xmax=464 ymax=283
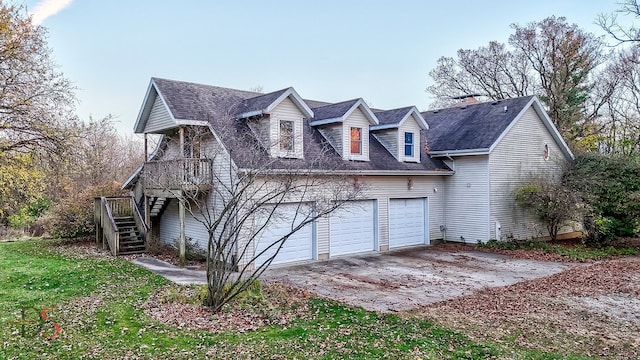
xmin=280 ymin=121 xmax=294 ymax=151
xmin=350 ymin=127 xmax=361 ymax=154
xmin=405 ymin=144 xmax=413 ymax=156
xmin=404 ymin=132 xmax=413 ymax=156
xmin=405 ymin=132 xmax=413 ymax=144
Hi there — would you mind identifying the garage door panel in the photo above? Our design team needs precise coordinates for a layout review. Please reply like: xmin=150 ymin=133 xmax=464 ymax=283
xmin=255 ymin=204 xmax=314 ymax=267
xmin=389 ymin=198 xmax=427 ymax=248
xmin=330 ymin=200 xmax=375 ymax=256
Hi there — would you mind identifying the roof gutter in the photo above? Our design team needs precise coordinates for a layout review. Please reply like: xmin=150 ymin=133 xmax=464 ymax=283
xmin=369 ymin=123 xmax=399 ymax=131
xmin=429 ymin=148 xmax=490 ymax=157
xmin=236 ymin=168 xmax=454 ymax=176
xmin=235 ymin=110 xmax=265 ymax=119
xmin=308 ymin=117 xmax=343 ymax=126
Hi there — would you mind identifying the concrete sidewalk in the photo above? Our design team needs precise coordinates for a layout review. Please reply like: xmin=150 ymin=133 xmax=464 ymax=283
xmin=132 ymin=257 xmax=207 ymax=285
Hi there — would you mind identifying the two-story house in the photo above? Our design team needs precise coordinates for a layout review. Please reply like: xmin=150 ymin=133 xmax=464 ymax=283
xmin=95 ymin=77 xmax=574 ymax=269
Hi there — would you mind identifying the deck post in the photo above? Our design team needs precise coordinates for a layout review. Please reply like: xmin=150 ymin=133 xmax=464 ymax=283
xmin=178 ymin=191 xmax=186 ymax=267
xmin=94 ymin=197 xmax=101 ymax=246
xmin=178 ymin=127 xmax=187 ymax=266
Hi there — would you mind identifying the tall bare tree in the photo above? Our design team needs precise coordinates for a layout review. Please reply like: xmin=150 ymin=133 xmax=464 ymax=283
xmin=598 ymin=0 xmax=640 ymax=45
xmin=143 ymin=121 xmax=362 ymax=312
xmin=427 ymin=17 xmax=604 ymax=149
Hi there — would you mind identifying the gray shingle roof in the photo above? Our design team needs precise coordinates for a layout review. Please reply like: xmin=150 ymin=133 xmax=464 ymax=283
xmin=422 ymin=96 xmax=535 ymax=152
xmin=374 ymin=106 xmax=414 ymax=126
xmin=235 ymin=88 xmax=290 ymax=117
xmin=153 ymin=78 xmax=258 ymax=121
xmin=311 ymin=99 xmax=360 ymax=121
xmin=151 ymin=77 xmax=450 ymax=173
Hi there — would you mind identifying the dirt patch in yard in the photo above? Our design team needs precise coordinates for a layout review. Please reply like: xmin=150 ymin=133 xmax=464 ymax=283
xmin=141 ymin=282 xmax=312 ymax=334
xmin=414 ymin=257 xmax=640 ymax=359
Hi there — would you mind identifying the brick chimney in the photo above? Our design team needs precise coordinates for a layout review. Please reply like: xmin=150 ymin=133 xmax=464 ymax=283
xmin=451 ymin=94 xmax=481 ymax=107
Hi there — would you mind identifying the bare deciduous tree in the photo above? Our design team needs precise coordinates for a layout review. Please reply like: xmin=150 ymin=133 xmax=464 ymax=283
xmin=597 ymin=0 xmax=640 ymax=45
xmin=427 ymin=17 xmax=604 ymax=149
xmin=143 ymin=119 xmax=362 ymax=313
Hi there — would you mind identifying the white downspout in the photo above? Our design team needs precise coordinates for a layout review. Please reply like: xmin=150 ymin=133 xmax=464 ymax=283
xmin=443 ymin=154 xmax=455 ymax=242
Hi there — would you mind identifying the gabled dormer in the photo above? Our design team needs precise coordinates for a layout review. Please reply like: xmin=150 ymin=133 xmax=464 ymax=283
xmin=236 ymin=87 xmax=313 ymax=159
xmin=371 ymin=106 xmax=429 ymax=163
xmin=309 ymin=99 xmax=378 ymax=161
xmin=134 ymin=78 xmax=211 ymax=135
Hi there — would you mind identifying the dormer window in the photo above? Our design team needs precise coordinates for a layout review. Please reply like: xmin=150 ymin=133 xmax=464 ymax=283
xmin=404 ymin=132 xmax=414 ymax=157
xmin=350 ymin=127 xmax=362 ymax=154
xmin=279 ymin=120 xmax=294 ymax=151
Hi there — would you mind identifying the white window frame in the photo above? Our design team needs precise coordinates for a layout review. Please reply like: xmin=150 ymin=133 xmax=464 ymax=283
xmin=404 ymin=132 xmax=414 ymax=158
xmin=279 ymin=120 xmax=295 ymax=152
xmin=350 ymin=127 xmax=362 ymax=155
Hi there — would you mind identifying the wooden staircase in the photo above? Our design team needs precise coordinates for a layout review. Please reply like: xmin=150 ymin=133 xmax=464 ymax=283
xmin=94 ymin=196 xmax=148 ymax=256
xmin=114 ymin=216 xmax=146 ymax=254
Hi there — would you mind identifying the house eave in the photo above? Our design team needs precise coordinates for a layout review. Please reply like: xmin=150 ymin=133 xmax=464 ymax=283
xmin=370 ymin=123 xmax=399 ymax=131
xmin=236 ymin=110 xmax=265 ymax=119
xmin=429 ymin=149 xmax=490 ymax=157
xmin=309 ymin=117 xmax=343 ymax=126
xmin=237 ymin=168 xmax=453 ymax=176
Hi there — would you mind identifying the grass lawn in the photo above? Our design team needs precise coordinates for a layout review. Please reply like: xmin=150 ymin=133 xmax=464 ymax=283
xmin=0 ymin=239 xmax=597 ymax=359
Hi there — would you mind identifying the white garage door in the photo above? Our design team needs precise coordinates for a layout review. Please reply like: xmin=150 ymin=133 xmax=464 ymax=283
xmin=254 ymin=204 xmax=314 ymax=267
xmin=330 ymin=200 xmax=376 ymax=256
xmin=389 ymin=198 xmax=427 ymax=248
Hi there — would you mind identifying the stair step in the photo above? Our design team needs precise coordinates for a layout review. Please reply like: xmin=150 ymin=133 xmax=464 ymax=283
xmin=118 ymin=245 xmax=147 ymax=254
xmin=120 ymin=238 xmax=141 ymax=244
xmin=115 ymin=221 xmax=136 ymax=226
xmin=119 ymin=250 xmax=146 ymax=255
xmin=120 ymin=243 xmax=145 ymax=249
xmin=120 ymin=236 xmax=143 ymax=242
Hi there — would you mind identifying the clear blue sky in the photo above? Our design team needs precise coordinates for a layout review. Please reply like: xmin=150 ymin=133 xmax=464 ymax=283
xmin=22 ymin=0 xmax=623 ymax=133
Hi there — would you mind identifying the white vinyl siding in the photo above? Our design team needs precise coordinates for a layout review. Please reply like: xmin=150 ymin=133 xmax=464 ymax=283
xmin=398 ymin=115 xmax=423 ymax=162
xmin=443 ymin=156 xmax=490 ymax=243
xmin=372 ymin=129 xmax=398 ymax=160
xmin=342 ymin=108 xmax=370 ymax=161
xmin=318 ymin=124 xmax=343 ymax=155
xmin=159 ymin=199 xmax=210 ymax=252
xmin=489 ymin=107 xmax=570 ymax=240
xmin=389 ymin=198 xmax=428 ymax=248
xmin=269 ymin=97 xmax=305 ymax=159
xmin=144 ymin=95 xmax=175 ymax=133
xmin=330 ymin=200 xmax=376 ymax=256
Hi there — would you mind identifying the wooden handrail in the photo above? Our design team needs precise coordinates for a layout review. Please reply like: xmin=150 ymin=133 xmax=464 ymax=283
xmin=130 ymin=197 xmax=148 ymax=245
xmin=100 ymin=197 xmax=120 ymax=256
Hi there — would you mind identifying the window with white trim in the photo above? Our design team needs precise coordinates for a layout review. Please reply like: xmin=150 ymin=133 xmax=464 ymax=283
xmin=350 ymin=127 xmax=362 ymax=155
xmin=404 ymin=132 xmax=414 ymax=157
xmin=279 ymin=120 xmax=294 ymax=151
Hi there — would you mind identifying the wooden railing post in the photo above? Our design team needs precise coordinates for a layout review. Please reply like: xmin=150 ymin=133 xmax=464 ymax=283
xmin=94 ymin=197 xmax=101 ymax=246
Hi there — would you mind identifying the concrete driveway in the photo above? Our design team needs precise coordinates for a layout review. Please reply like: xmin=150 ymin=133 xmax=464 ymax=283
xmin=263 ymin=247 xmax=576 ymax=312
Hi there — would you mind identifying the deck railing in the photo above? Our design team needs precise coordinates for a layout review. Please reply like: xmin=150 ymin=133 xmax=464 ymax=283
xmin=143 ymin=158 xmax=213 ymax=191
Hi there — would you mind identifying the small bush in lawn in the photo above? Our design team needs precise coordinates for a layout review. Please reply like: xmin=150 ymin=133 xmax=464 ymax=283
xmin=173 ymin=236 xmax=207 ymax=261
